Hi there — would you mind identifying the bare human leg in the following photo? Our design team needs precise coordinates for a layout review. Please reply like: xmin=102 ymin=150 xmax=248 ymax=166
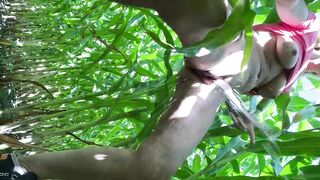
xmin=19 ymin=68 xmax=225 ymax=180
xmin=15 ymin=0 xmax=316 ymax=179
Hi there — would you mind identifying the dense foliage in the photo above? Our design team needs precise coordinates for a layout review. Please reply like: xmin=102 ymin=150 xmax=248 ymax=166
xmin=1 ymin=0 xmax=320 ymax=179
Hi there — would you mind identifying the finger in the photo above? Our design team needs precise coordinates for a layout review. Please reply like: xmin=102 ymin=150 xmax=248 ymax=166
xmin=225 ymin=96 xmax=256 ymax=144
xmin=229 ymin=113 xmax=243 ymax=130
xmin=236 ymin=114 xmax=255 ymax=144
xmin=256 ymin=72 xmax=287 ymax=98
xmin=231 ymin=115 xmax=255 ymax=144
xmin=276 ymin=36 xmax=299 ymax=69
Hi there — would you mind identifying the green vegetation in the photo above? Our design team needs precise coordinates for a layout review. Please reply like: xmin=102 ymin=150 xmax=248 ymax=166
xmin=1 ymin=0 xmax=320 ymax=179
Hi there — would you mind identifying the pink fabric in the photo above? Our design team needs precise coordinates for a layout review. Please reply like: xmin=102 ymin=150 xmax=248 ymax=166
xmin=253 ymin=12 xmax=320 ymax=92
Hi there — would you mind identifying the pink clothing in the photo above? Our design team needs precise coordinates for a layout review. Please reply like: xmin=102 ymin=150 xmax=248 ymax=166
xmin=253 ymin=12 xmax=320 ymax=92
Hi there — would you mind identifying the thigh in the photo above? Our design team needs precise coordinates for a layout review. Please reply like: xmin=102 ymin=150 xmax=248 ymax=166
xmin=19 ymin=147 xmax=134 ymax=180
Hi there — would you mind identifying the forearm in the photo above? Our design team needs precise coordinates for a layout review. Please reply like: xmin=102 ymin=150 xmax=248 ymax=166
xmin=133 ymin=68 xmax=225 ymax=179
xmin=275 ymin=0 xmax=309 ymax=26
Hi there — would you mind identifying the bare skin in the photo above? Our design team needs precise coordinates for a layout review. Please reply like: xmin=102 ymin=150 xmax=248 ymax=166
xmin=18 ymin=0 xmax=317 ymax=179
xmin=113 ymin=0 xmax=310 ymax=97
xmin=20 ymin=68 xmax=226 ymax=180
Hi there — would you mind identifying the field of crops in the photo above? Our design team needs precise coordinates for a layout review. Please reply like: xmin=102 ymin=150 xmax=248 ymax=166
xmin=1 ymin=0 xmax=320 ymax=179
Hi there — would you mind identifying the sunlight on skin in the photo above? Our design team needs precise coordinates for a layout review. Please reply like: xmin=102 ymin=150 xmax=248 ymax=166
xmin=94 ymin=154 xmax=108 ymax=161
xmin=209 ymin=50 xmax=247 ymax=76
xmin=195 ymin=82 xmax=220 ymax=100
xmin=255 ymin=31 xmax=273 ymax=47
xmin=215 ymin=79 xmax=242 ymax=107
xmin=195 ymin=47 xmax=211 ymax=57
xmin=170 ymin=95 xmax=198 ymax=119
xmin=170 ymin=82 xmax=221 ymax=119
